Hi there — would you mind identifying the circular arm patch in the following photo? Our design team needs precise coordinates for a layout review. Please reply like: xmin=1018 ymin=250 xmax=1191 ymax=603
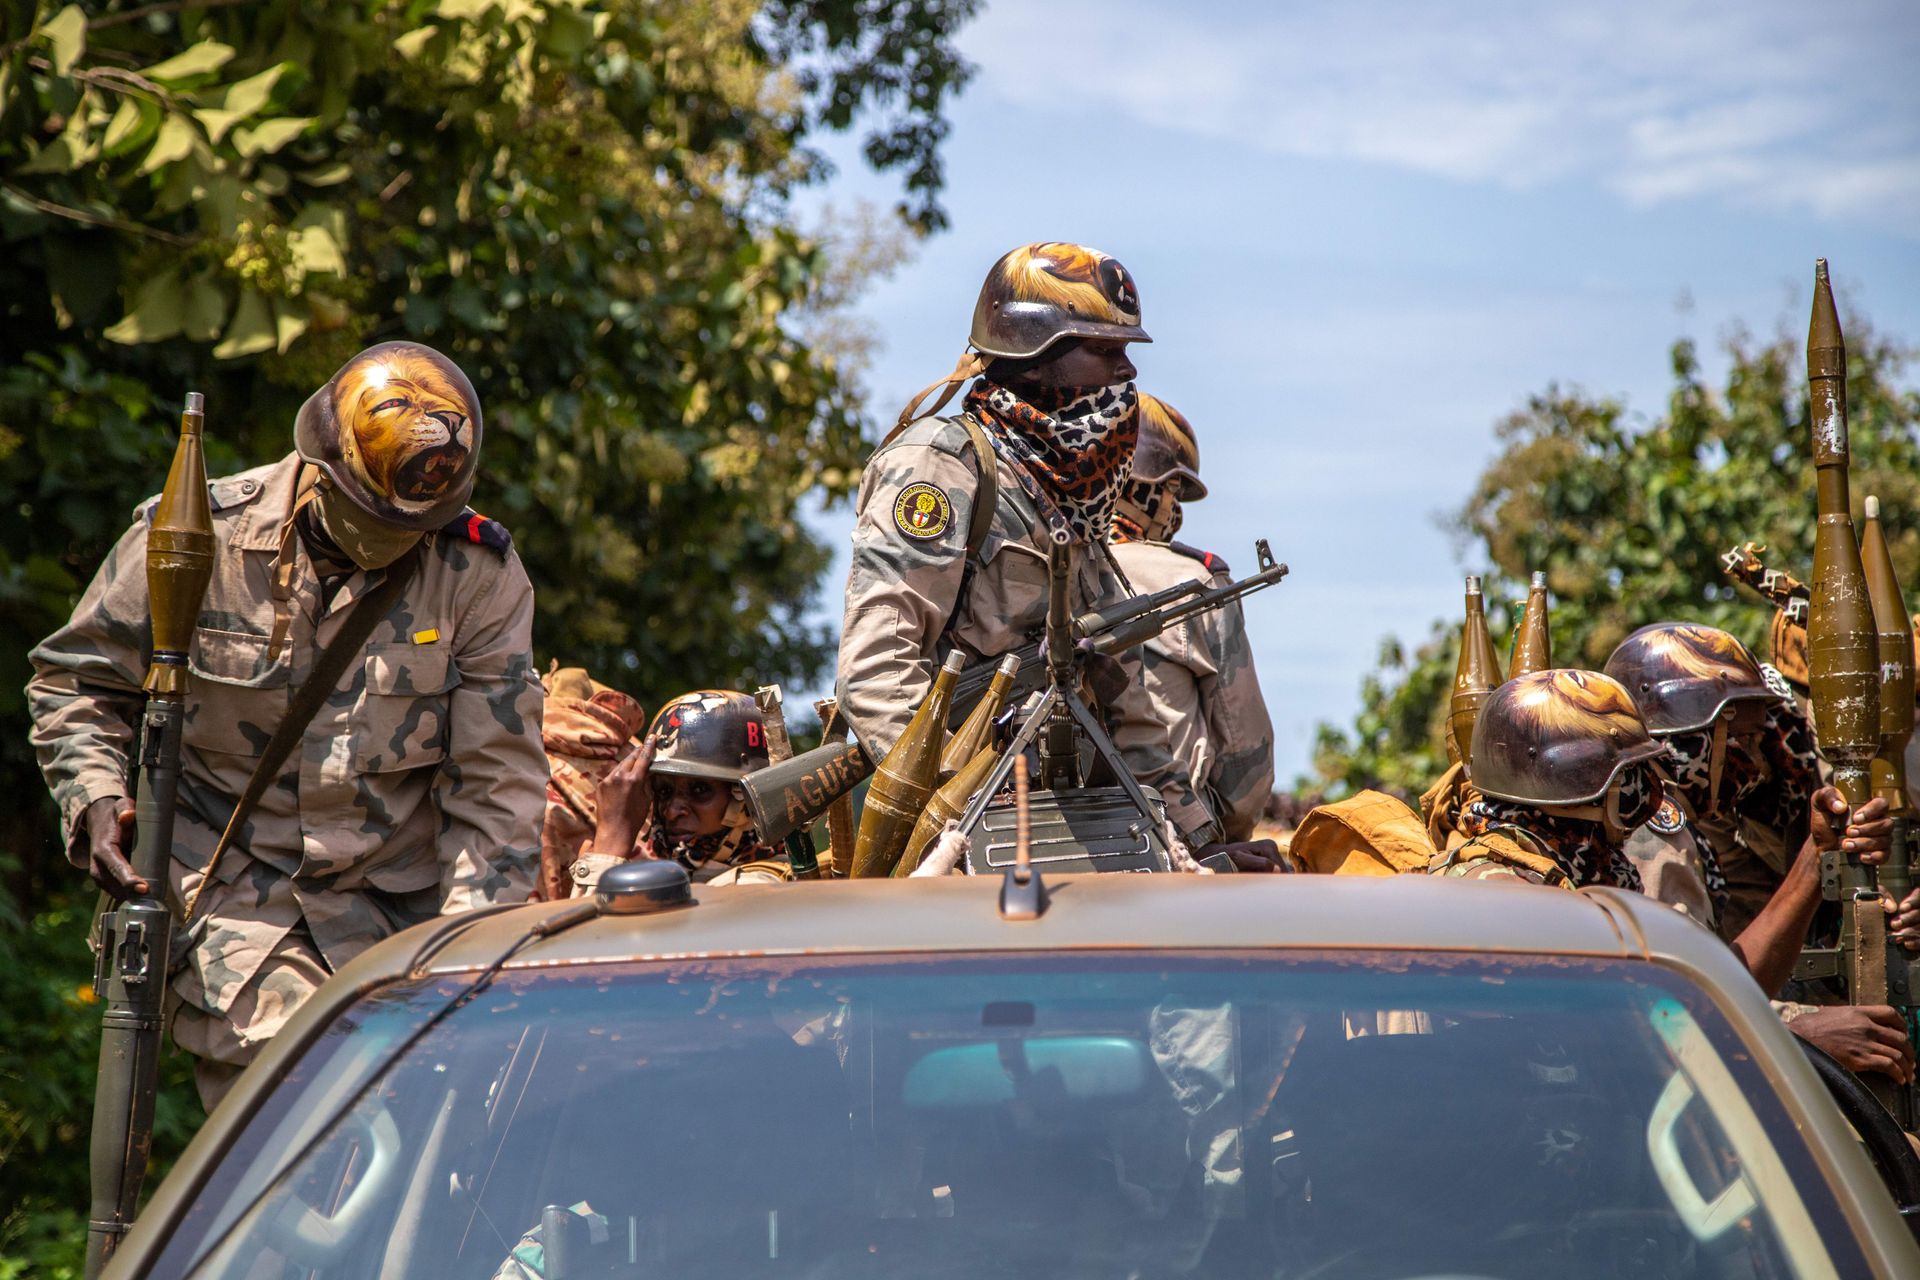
xmin=892 ymin=482 xmax=952 ymax=540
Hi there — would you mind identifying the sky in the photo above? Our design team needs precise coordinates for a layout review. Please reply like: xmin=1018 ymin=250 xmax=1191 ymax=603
xmin=799 ymin=0 xmax=1920 ymax=783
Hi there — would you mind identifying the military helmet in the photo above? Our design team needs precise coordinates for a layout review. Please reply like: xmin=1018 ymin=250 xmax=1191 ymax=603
xmin=295 ymin=341 xmax=481 ymax=530
xmin=1602 ymin=623 xmax=1778 ymax=735
xmin=1132 ymin=394 xmax=1207 ymax=501
xmin=1470 ymin=670 xmax=1668 ymax=806
xmin=969 ymin=242 xmax=1151 ymax=360
xmin=647 ymin=690 xmax=771 ymax=782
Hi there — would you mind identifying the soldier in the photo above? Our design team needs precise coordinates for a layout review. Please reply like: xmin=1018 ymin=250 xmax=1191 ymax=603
xmin=1435 ymin=669 xmax=1912 ymax=1084
xmin=1107 ymin=393 xmax=1275 ymax=842
xmin=537 ymin=664 xmax=648 ymax=900
xmin=28 ymin=341 xmax=545 ymax=1109
xmin=836 ymin=241 xmax=1261 ymax=862
xmin=1602 ymin=624 xmax=1822 ymax=935
xmin=572 ymin=690 xmax=785 ymax=889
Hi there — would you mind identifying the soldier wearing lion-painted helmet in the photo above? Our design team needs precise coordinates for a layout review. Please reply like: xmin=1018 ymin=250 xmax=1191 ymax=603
xmin=835 ymin=242 xmax=1274 ymax=867
xmin=1108 ymin=393 xmax=1275 ymax=842
xmin=26 ymin=341 xmax=543 ymax=1110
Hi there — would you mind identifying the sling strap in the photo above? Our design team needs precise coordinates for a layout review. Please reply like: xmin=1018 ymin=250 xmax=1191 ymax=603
xmin=181 ymin=546 xmax=423 ymax=920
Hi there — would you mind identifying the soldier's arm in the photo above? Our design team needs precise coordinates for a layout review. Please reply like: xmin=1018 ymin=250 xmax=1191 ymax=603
xmin=835 ymin=441 xmax=976 ymax=759
xmin=27 ymin=516 xmax=153 ymax=865
xmin=435 ymin=552 xmax=544 ymax=911
xmin=1099 ymin=560 xmax=1221 ymax=846
xmin=1195 ymin=597 xmax=1276 ymax=844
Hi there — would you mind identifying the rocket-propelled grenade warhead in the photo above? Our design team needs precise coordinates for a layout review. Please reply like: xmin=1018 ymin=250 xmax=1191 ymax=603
xmin=144 ymin=393 xmax=214 ymax=697
xmin=1860 ymin=494 xmax=1916 ymax=905
xmin=1508 ymin=570 xmax=1552 ymax=679
xmin=850 ymin=650 xmax=964 ymax=877
xmin=1805 ymin=259 xmax=1881 ymax=810
xmin=1449 ymin=575 xmax=1505 ymax=773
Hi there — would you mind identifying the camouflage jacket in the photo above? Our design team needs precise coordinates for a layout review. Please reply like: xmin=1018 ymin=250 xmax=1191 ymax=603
xmin=28 ymin=454 xmax=544 ymax=988
xmin=1107 ymin=539 xmax=1274 ymax=842
xmin=835 ymin=415 xmax=1217 ymax=843
xmin=1622 ymin=800 xmax=1719 ymax=929
xmin=1427 ymin=826 xmax=1574 ymax=888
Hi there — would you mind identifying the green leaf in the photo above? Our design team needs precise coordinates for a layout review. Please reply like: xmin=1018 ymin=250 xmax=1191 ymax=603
xmin=40 ymin=5 xmax=86 ymax=78
xmin=101 ymin=98 xmax=156 ymax=156
xmin=288 ymin=223 xmax=345 ymax=277
xmin=103 ymin=268 xmax=187 ymax=345
xmin=272 ymin=296 xmax=309 ymax=353
xmin=539 ymin=8 xmax=595 ymax=58
xmin=393 ymin=26 xmax=439 ymax=59
xmin=211 ymin=288 xmax=276 ymax=359
xmin=232 ymin=116 xmax=313 ymax=158
xmin=18 ymin=103 xmax=95 ymax=174
xmin=142 ymin=41 xmax=236 ymax=86
xmin=181 ymin=272 xmax=227 ymax=343
xmin=137 ymin=115 xmax=197 ymax=176
xmin=210 ymin=64 xmax=288 ymax=120
xmin=192 ymin=108 xmax=243 ymax=144
xmin=295 ymin=161 xmax=353 ymax=187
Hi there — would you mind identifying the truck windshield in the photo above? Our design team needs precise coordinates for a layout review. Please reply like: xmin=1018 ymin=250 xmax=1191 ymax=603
xmin=159 ymin=952 xmax=1859 ymax=1280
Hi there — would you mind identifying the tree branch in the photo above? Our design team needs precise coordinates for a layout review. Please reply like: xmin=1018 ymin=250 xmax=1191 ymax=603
xmin=87 ymin=0 xmax=254 ymax=32
xmin=0 ymin=184 xmax=194 ymax=246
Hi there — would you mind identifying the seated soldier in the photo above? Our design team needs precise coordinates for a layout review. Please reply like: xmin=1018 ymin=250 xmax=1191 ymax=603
xmin=573 ymin=690 xmax=789 ymax=890
xmin=1436 ymin=668 xmax=1914 ymax=1086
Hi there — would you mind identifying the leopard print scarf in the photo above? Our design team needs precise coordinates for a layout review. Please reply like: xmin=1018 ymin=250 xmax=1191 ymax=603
xmin=1458 ymin=797 xmax=1645 ymax=892
xmin=1663 ymin=700 xmax=1815 ymax=894
xmin=966 ymin=380 xmax=1139 ymax=544
xmin=1111 ymin=477 xmax=1182 ymax=543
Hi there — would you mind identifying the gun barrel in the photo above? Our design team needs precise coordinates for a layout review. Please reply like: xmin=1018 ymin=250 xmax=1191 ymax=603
xmin=740 ymin=739 xmax=873 ymax=847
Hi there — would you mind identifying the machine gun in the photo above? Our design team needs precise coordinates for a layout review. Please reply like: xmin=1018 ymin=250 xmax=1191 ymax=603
xmin=947 ymin=541 xmax=1289 ymax=723
xmin=945 ymin=538 xmax=1288 ymax=875
xmin=741 ymin=540 xmax=1287 ymax=874
xmin=86 ymin=394 xmax=215 ymax=1278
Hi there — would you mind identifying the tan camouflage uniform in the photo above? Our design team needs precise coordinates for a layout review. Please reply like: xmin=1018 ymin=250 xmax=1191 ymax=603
xmin=28 ymin=454 xmax=544 ymax=1106
xmin=1427 ymin=828 xmax=1574 ymax=888
xmin=835 ymin=416 xmax=1219 ymax=843
xmin=1622 ymin=800 xmax=1720 ymax=928
xmin=1107 ymin=540 xmax=1273 ymax=842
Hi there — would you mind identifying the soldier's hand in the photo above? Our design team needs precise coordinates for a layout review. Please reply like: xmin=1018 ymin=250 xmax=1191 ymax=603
xmin=1196 ymin=839 xmax=1291 ymax=874
xmin=1790 ymin=1004 xmax=1916 ymax=1084
xmin=1808 ymin=787 xmax=1890 ymax=857
xmin=590 ymin=735 xmax=657 ymax=857
xmin=82 ymin=796 xmax=143 ymax=899
xmin=1891 ymin=886 xmax=1920 ymax=952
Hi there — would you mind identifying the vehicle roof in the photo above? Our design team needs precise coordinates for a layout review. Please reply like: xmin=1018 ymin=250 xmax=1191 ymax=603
xmin=403 ymin=874 xmax=1652 ymax=976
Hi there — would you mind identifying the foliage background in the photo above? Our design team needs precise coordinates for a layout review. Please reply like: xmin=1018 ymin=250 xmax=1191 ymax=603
xmin=1309 ymin=322 xmax=1920 ymax=799
xmin=0 ymin=1 xmax=975 ymax=1273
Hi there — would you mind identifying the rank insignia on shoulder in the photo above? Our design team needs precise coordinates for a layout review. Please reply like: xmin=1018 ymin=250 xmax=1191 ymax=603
xmin=1648 ymin=799 xmax=1685 ymax=835
xmin=893 ymin=482 xmax=952 ymax=540
xmin=445 ymin=509 xmax=513 ymax=557
xmin=1169 ymin=540 xmax=1230 ymax=576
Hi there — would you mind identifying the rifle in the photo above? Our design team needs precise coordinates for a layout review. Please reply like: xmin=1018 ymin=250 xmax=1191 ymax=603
xmin=86 ymin=394 xmax=215 ymax=1278
xmin=948 ymin=539 xmax=1290 ymax=721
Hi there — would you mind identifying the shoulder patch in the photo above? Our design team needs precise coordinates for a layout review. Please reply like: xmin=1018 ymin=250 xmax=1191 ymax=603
xmin=445 ymin=509 xmax=513 ymax=557
xmin=1647 ymin=799 xmax=1685 ymax=835
xmin=892 ymin=482 xmax=952 ymax=540
xmin=1168 ymin=540 xmax=1229 ymax=576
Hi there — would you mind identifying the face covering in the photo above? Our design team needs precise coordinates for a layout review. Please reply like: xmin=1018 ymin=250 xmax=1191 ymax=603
xmin=313 ymin=479 xmax=424 ymax=570
xmin=1458 ymin=796 xmax=1645 ymax=892
xmin=1111 ymin=477 xmax=1183 ymax=542
xmin=965 ymin=379 xmax=1139 ymax=543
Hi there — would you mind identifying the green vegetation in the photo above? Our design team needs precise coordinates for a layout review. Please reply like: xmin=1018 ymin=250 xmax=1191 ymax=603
xmin=1311 ymin=323 xmax=1920 ymax=799
xmin=0 ymin=1 xmax=976 ymax=1272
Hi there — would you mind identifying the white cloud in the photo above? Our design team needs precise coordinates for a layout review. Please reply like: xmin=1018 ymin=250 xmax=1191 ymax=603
xmin=964 ymin=0 xmax=1920 ymax=230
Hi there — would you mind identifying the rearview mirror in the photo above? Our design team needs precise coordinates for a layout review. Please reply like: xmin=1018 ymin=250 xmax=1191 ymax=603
xmin=903 ymin=1036 xmax=1150 ymax=1107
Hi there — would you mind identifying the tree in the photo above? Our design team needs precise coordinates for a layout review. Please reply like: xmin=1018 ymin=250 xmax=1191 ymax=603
xmin=1312 ymin=321 xmax=1920 ymax=798
xmin=0 ymin=3 xmax=975 ymax=1272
